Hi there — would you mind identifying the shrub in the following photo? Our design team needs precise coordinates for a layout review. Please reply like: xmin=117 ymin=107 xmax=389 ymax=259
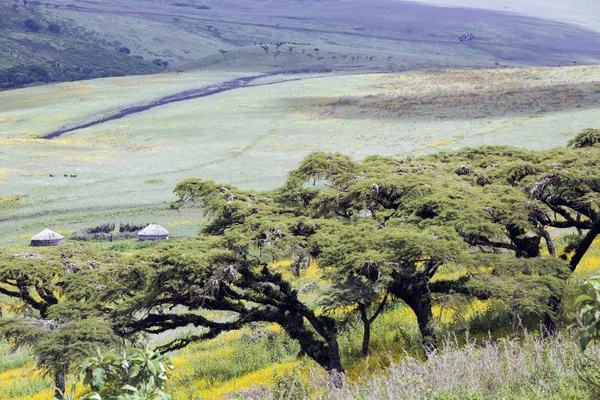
xmin=23 ymin=18 xmax=41 ymax=32
xmin=48 ymin=23 xmax=61 ymax=34
xmin=272 ymin=369 xmax=312 ymax=400
xmin=79 ymin=346 xmax=174 ymax=400
xmin=86 ymin=223 xmax=116 ymax=234
xmin=119 ymin=222 xmax=148 ymax=233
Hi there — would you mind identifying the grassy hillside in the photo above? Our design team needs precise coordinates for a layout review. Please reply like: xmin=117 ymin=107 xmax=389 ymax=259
xmin=0 ymin=4 xmax=165 ymax=89
xmin=2 ymin=0 xmax=600 ymax=89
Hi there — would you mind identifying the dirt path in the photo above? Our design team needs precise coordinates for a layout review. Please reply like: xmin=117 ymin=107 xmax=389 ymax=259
xmin=42 ymin=71 xmax=312 ymax=139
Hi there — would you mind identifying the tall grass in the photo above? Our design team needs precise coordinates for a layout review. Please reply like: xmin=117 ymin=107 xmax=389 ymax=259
xmin=306 ymin=333 xmax=591 ymax=400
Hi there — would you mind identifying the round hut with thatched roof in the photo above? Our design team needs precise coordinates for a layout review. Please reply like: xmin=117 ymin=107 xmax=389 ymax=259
xmin=31 ymin=229 xmax=64 ymax=247
xmin=138 ymin=224 xmax=169 ymax=241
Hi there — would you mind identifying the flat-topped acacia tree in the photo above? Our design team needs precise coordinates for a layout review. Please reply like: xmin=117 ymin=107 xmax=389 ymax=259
xmin=107 ymin=182 xmax=345 ymax=382
xmin=281 ymin=150 xmax=572 ymax=346
xmin=0 ymin=246 xmax=120 ymax=400
xmin=112 ymin=140 xmax=599 ymax=374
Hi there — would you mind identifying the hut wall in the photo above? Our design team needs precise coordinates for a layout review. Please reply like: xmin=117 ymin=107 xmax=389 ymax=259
xmin=139 ymin=235 xmax=168 ymax=242
xmin=31 ymin=239 xmax=62 ymax=247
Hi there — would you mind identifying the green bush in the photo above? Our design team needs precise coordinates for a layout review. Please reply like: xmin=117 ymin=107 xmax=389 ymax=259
xmin=79 ymin=346 xmax=174 ymax=400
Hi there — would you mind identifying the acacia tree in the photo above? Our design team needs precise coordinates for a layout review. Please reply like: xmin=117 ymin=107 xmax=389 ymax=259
xmin=311 ymin=220 xmax=465 ymax=353
xmin=280 ymin=150 xmax=574 ymax=346
xmin=108 ymin=141 xmax=597 ymax=374
xmin=105 ymin=182 xmax=345 ymax=382
xmin=417 ymin=140 xmax=600 ymax=332
xmin=0 ymin=246 xmax=120 ymax=399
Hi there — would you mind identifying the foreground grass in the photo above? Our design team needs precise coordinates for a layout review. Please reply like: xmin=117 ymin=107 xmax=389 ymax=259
xmin=320 ymin=333 xmax=590 ymax=400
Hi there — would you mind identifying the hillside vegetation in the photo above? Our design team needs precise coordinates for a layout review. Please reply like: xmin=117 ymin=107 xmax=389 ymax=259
xmin=3 ymin=0 xmax=600 ymax=89
xmin=0 ymin=4 xmax=165 ymax=89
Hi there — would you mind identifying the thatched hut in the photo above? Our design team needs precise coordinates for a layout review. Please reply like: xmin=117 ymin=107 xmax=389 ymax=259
xmin=31 ymin=229 xmax=64 ymax=247
xmin=138 ymin=224 xmax=169 ymax=241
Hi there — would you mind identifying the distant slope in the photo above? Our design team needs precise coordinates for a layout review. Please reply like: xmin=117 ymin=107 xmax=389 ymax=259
xmin=2 ymin=0 xmax=600 ymax=90
xmin=0 ymin=4 xmax=165 ymax=90
xmin=409 ymin=0 xmax=600 ymax=33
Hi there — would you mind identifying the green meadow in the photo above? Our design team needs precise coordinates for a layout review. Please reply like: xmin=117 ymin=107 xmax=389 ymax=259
xmin=2 ymin=64 xmax=600 ymax=246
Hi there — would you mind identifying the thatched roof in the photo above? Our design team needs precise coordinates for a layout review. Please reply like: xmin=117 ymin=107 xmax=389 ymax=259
xmin=31 ymin=229 xmax=64 ymax=241
xmin=138 ymin=224 xmax=169 ymax=236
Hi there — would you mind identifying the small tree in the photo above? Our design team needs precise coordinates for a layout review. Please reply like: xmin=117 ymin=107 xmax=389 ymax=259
xmin=568 ymin=128 xmax=600 ymax=148
xmin=24 ymin=18 xmax=41 ymax=32
xmin=0 ymin=246 xmax=121 ymax=399
xmin=48 ymin=23 xmax=61 ymax=34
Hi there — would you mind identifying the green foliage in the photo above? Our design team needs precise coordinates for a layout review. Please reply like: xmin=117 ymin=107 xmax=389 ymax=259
xmin=466 ymin=303 xmax=511 ymax=335
xmin=576 ymin=277 xmax=600 ymax=351
xmin=0 ymin=245 xmax=123 ymax=398
xmin=6 ymin=376 xmax=53 ymax=398
xmin=0 ymin=351 xmax=32 ymax=373
xmin=568 ymin=128 xmax=600 ymax=148
xmin=79 ymin=346 xmax=174 ymax=400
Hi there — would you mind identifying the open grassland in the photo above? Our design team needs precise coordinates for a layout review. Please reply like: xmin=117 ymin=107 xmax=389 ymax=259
xmin=1 ymin=65 xmax=600 ymax=246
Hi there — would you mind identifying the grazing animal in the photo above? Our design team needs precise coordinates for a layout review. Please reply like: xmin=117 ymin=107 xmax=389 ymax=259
xmin=70 ymin=174 xmax=77 ymax=178
xmin=49 ymin=174 xmax=55 ymax=177
xmin=64 ymin=174 xmax=68 ymax=177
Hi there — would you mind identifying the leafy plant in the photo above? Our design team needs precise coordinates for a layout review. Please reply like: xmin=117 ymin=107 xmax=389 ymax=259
xmin=79 ymin=345 xmax=174 ymax=400
xmin=576 ymin=276 xmax=600 ymax=351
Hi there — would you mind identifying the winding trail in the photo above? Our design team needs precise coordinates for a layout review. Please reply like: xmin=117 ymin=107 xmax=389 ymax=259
xmin=42 ymin=70 xmax=314 ymax=139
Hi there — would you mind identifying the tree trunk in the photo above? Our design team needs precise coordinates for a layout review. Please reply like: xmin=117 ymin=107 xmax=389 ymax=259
xmin=407 ymin=294 xmax=437 ymax=353
xmin=359 ymin=304 xmax=371 ymax=357
xmin=278 ymin=312 xmax=344 ymax=386
xmin=393 ymin=279 xmax=437 ymax=353
xmin=576 ymin=213 xmax=584 ymax=236
xmin=325 ymin=338 xmax=344 ymax=388
xmin=570 ymin=219 xmax=600 ymax=271
xmin=54 ymin=367 xmax=66 ymax=400
xmin=543 ymin=295 xmax=561 ymax=337
xmin=538 ymin=228 xmax=556 ymax=257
